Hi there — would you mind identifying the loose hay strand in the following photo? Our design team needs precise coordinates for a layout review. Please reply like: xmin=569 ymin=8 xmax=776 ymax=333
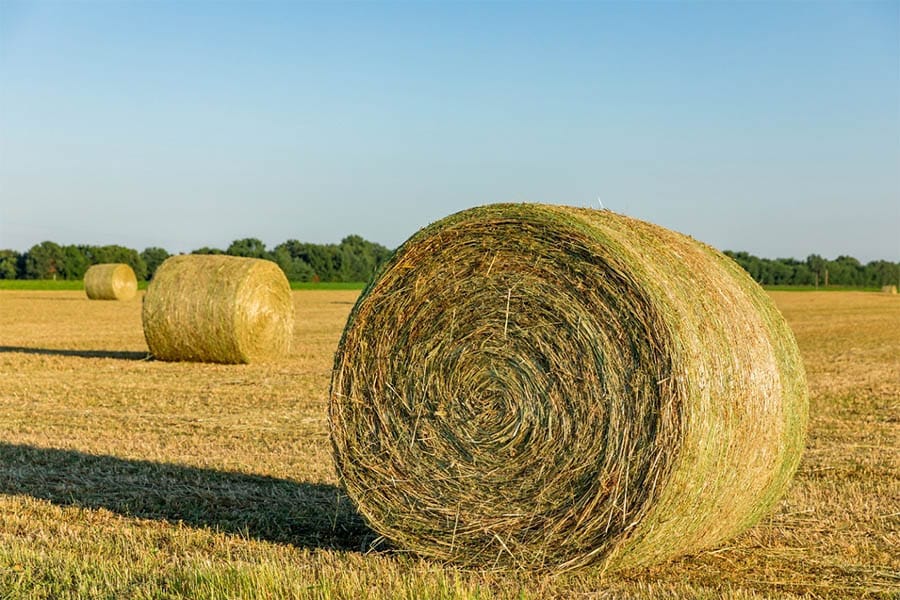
xmin=329 ymin=203 xmax=809 ymax=572
xmin=83 ymin=263 xmax=137 ymax=301
xmin=142 ymin=254 xmax=294 ymax=364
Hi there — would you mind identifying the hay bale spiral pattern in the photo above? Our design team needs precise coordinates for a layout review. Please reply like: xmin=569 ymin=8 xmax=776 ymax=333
xmin=330 ymin=204 xmax=808 ymax=571
xmin=142 ymin=254 xmax=294 ymax=364
xmin=83 ymin=263 xmax=137 ymax=301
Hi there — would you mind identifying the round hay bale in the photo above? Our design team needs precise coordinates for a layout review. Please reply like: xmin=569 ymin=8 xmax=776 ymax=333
xmin=83 ymin=263 xmax=138 ymax=301
xmin=142 ymin=254 xmax=294 ymax=364
xmin=881 ymin=285 xmax=897 ymax=295
xmin=330 ymin=203 xmax=808 ymax=571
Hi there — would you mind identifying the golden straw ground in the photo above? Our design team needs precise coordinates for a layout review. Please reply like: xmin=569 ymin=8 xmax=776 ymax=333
xmin=83 ymin=263 xmax=137 ymax=301
xmin=330 ymin=203 xmax=809 ymax=571
xmin=142 ymin=254 xmax=294 ymax=364
xmin=0 ymin=289 xmax=895 ymax=597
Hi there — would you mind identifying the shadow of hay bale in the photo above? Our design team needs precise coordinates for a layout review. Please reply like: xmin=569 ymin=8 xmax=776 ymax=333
xmin=0 ymin=346 xmax=149 ymax=361
xmin=0 ymin=443 xmax=375 ymax=552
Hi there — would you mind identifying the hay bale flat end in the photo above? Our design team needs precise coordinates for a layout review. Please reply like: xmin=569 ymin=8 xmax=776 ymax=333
xmin=329 ymin=203 xmax=808 ymax=571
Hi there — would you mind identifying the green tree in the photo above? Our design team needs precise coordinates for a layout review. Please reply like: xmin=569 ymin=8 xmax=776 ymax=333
xmin=338 ymin=234 xmax=392 ymax=282
xmin=271 ymin=241 xmax=315 ymax=282
xmin=141 ymin=247 xmax=171 ymax=280
xmin=268 ymin=236 xmax=392 ymax=282
xmin=829 ymin=256 xmax=863 ymax=286
xmin=760 ymin=259 xmax=791 ymax=285
xmin=290 ymin=243 xmax=339 ymax=281
xmin=24 ymin=241 xmax=65 ymax=279
xmin=864 ymin=260 xmax=900 ymax=287
xmin=227 ymin=238 xmax=269 ymax=259
xmin=0 ymin=250 xmax=20 ymax=279
xmin=790 ymin=262 xmax=814 ymax=285
xmin=60 ymin=245 xmax=89 ymax=280
xmin=192 ymin=246 xmax=225 ymax=255
xmin=806 ymin=254 xmax=826 ymax=286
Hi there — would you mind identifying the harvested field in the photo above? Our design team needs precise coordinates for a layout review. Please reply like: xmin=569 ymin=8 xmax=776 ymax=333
xmin=0 ymin=290 xmax=897 ymax=599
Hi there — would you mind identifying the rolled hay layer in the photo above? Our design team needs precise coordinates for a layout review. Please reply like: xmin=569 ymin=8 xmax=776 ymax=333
xmin=142 ymin=255 xmax=294 ymax=364
xmin=84 ymin=263 xmax=138 ymax=300
xmin=330 ymin=204 xmax=808 ymax=571
xmin=881 ymin=285 xmax=897 ymax=295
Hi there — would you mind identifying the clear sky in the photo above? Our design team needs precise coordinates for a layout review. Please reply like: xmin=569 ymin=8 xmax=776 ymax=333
xmin=1 ymin=1 xmax=897 ymax=262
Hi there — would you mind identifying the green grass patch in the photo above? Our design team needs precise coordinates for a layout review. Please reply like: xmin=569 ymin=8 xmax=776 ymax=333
xmin=289 ymin=281 xmax=366 ymax=291
xmin=763 ymin=285 xmax=882 ymax=292
xmin=0 ymin=280 xmax=86 ymax=291
xmin=0 ymin=280 xmax=364 ymax=292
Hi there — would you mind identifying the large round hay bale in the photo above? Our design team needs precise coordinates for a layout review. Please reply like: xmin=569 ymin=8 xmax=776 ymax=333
xmin=330 ymin=204 xmax=808 ymax=571
xmin=83 ymin=263 xmax=137 ymax=300
xmin=142 ymin=254 xmax=294 ymax=364
xmin=881 ymin=285 xmax=897 ymax=295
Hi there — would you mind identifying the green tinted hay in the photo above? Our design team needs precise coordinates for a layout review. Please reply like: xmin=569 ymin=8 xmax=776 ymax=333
xmin=330 ymin=203 xmax=808 ymax=571
xmin=83 ymin=263 xmax=137 ymax=301
xmin=142 ymin=254 xmax=294 ymax=364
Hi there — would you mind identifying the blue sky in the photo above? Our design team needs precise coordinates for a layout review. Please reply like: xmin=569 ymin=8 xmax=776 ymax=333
xmin=1 ymin=1 xmax=897 ymax=261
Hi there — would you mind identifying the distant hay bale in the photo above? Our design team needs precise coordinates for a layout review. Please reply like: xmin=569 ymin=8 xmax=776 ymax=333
xmin=142 ymin=255 xmax=294 ymax=364
xmin=83 ymin=263 xmax=137 ymax=301
xmin=330 ymin=203 xmax=809 ymax=572
xmin=881 ymin=285 xmax=897 ymax=295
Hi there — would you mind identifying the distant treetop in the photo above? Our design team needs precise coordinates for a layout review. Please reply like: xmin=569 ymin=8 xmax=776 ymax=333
xmin=723 ymin=251 xmax=899 ymax=288
xmin=0 ymin=240 xmax=895 ymax=287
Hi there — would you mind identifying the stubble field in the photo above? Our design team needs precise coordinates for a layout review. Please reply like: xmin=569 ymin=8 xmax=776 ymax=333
xmin=0 ymin=289 xmax=897 ymax=599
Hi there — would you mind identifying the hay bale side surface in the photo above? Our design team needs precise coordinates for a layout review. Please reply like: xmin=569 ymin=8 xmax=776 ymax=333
xmin=83 ymin=263 xmax=137 ymax=300
xmin=881 ymin=285 xmax=897 ymax=295
xmin=330 ymin=203 xmax=808 ymax=571
xmin=142 ymin=254 xmax=294 ymax=364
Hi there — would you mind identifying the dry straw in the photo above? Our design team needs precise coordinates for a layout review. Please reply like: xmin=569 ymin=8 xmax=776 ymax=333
xmin=330 ymin=203 xmax=809 ymax=572
xmin=83 ymin=263 xmax=138 ymax=301
xmin=142 ymin=254 xmax=294 ymax=364
xmin=881 ymin=285 xmax=897 ymax=295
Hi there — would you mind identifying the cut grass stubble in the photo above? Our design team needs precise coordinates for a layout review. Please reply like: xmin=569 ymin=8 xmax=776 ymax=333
xmin=0 ymin=287 xmax=896 ymax=597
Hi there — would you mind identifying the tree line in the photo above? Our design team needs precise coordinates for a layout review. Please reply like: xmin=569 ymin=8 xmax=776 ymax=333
xmin=0 ymin=235 xmax=393 ymax=283
xmin=723 ymin=251 xmax=899 ymax=288
xmin=0 ymin=239 xmax=896 ymax=287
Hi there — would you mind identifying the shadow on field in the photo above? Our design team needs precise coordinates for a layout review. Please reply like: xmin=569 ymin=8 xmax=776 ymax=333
xmin=0 ymin=346 xmax=149 ymax=361
xmin=0 ymin=443 xmax=376 ymax=552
